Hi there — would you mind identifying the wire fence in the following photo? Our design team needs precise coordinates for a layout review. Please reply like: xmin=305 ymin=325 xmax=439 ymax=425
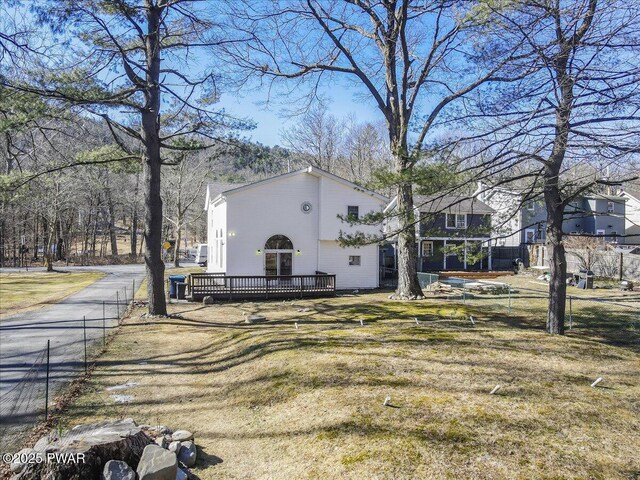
xmin=423 ymin=275 xmax=640 ymax=338
xmin=0 ymin=279 xmax=138 ymax=451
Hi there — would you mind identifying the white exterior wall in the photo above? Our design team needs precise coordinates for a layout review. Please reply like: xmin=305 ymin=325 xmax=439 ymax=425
xmin=225 ymin=173 xmax=321 ymax=276
xmin=318 ymin=241 xmax=378 ymax=289
xmin=622 ymin=193 xmax=640 ymax=240
xmin=205 ymin=169 xmax=385 ymax=289
xmin=477 ymin=187 xmax=521 ymax=246
xmin=207 ymin=200 xmax=227 ymax=273
xmin=318 ymin=176 xmax=385 ymax=240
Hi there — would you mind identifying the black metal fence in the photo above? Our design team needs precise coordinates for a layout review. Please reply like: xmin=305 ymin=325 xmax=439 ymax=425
xmin=0 ymin=282 xmax=137 ymax=451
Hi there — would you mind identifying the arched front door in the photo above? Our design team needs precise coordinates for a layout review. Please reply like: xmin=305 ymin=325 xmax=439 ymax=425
xmin=264 ymin=235 xmax=293 ymax=276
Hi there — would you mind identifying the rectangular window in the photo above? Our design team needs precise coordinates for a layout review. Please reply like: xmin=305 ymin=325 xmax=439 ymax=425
xmin=421 ymin=241 xmax=434 ymax=257
xmin=527 ymin=201 xmax=535 ymax=211
xmin=596 ymin=229 xmax=605 ymax=236
xmin=446 ymin=213 xmax=466 ymax=229
xmin=607 ymin=201 xmax=615 ymax=213
xmin=347 ymin=205 xmax=359 ymax=220
xmin=525 ymin=229 xmax=536 ymax=243
xmin=349 ymin=255 xmax=361 ymax=266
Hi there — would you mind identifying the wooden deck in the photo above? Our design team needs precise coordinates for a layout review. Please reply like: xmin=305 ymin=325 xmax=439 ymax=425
xmin=187 ymin=272 xmax=336 ymax=301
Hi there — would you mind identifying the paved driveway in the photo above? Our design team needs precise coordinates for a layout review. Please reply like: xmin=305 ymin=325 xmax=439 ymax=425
xmin=0 ymin=264 xmax=147 ymax=448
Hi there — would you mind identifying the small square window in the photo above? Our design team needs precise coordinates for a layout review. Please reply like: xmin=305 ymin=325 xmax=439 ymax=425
xmin=421 ymin=241 xmax=434 ymax=257
xmin=607 ymin=201 xmax=615 ymax=213
xmin=347 ymin=205 xmax=359 ymax=220
xmin=349 ymin=255 xmax=361 ymax=266
xmin=527 ymin=201 xmax=535 ymax=211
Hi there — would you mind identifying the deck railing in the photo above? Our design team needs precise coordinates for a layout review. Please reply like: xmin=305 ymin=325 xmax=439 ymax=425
xmin=187 ymin=272 xmax=336 ymax=301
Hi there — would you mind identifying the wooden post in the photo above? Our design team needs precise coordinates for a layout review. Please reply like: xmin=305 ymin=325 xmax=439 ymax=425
xmin=132 ymin=279 xmax=136 ymax=302
xmin=116 ymin=291 xmax=120 ymax=318
xmin=619 ymin=252 xmax=623 ymax=281
xmin=124 ymin=286 xmax=128 ymax=306
xmin=45 ymin=340 xmax=50 ymax=421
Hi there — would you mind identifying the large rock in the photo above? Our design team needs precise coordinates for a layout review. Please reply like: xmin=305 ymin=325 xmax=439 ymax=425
xmin=168 ymin=441 xmax=181 ymax=453
xmin=103 ymin=460 xmax=136 ymax=480
xmin=170 ymin=430 xmax=193 ymax=442
xmin=137 ymin=444 xmax=177 ymax=480
xmin=14 ymin=418 xmax=153 ymax=480
xmin=177 ymin=441 xmax=196 ymax=467
xmin=202 ymin=296 xmax=214 ymax=305
xmin=176 ymin=468 xmax=188 ymax=480
xmin=10 ymin=448 xmax=33 ymax=474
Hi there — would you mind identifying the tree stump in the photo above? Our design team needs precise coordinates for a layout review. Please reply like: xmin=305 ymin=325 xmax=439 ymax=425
xmin=15 ymin=419 xmax=153 ymax=480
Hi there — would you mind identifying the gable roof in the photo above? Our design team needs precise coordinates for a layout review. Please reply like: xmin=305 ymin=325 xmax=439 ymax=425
xmin=204 ymin=180 xmax=248 ymax=210
xmin=207 ymin=166 xmax=389 ymax=206
xmin=385 ymin=194 xmax=494 ymax=215
xmin=414 ymin=194 xmax=495 ymax=215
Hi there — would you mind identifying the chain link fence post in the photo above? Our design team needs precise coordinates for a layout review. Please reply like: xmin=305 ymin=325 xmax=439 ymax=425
xmin=83 ymin=315 xmax=88 ymax=374
xmin=44 ymin=340 xmax=50 ymax=421
xmin=102 ymin=300 xmax=106 ymax=347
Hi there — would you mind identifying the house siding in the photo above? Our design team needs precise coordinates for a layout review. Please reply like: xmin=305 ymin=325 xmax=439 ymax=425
xmin=317 ymin=241 xmax=378 ymax=289
xmin=207 ymin=201 xmax=227 ymax=273
xmin=419 ymin=213 xmax=491 ymax=237
xmin=225 ymin=173 xmax=320 ymax=276
xmin=206 ymin=169 xmax=385 ymax=289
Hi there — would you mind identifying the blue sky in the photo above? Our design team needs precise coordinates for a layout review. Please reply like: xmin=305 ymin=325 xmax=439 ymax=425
xmin=216 ymin=84 xmax=383 ymax=146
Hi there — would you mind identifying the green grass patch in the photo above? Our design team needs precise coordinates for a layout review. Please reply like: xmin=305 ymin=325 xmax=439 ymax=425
xmin=0 ymin=271 xmax=104 ymax=316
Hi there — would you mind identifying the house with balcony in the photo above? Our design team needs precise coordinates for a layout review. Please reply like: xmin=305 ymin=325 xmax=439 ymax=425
xmin=477 ymin=182 xmax=627 ymax=244
xmin=384 ymin=194 xmax=495 ymax=271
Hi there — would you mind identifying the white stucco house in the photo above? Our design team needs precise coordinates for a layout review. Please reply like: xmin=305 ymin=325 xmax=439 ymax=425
xmin=204 ymin=166 xmax=388 ymax=290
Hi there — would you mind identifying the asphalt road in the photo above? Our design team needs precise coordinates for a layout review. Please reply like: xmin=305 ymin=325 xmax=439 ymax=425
xmin=0 ymin=264 xmax=147 ymax=448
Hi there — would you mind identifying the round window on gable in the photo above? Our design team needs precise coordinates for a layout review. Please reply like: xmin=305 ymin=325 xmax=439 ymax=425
xmin=301 ymin=201 xmax=312 ymax=213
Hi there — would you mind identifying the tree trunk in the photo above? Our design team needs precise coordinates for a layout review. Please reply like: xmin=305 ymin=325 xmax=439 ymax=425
xmin=394 ymin=181 xmax=423 ymax=299
xmin=173 ymin=215 xmax=181 ymax=268
xmin=14 ymin=419 xmax=153 ymax=480
xmin=106 ymin=180 xmax=119 ymax=256
xmin=141 ymin=2 xmax=167 ymax=316
xmin=130 ymin=173 xmax=140 ymax=256
xmin=545 ymin=198 xmax=566 ymax=334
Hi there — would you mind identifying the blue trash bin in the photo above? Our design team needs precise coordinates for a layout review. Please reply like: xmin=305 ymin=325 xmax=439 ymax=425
xmin=168 ymin=275 xmax=187 ymax=298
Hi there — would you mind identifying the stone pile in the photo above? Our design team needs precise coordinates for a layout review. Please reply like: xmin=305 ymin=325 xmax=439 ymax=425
xmin=9 ymin=419 xmax=199 ymax=480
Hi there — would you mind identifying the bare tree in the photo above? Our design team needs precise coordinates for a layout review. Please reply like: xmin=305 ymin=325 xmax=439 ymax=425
xmin=340 ymin=118 xmax=392 ymax=184
xmin=281 ymin=103 xmax=342 ymax=173
xmin=162 ymin=149 xmax=211 ymax=268
xmin=463 ymin=0 xmax=640 ymax=333
xmin=220 ymin=0 xmax=524 ymax=298
xmin=6 ymin=0 xmax=247 ymax=314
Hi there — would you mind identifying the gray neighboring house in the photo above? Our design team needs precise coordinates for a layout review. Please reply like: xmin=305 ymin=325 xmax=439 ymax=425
xmin=385 ymin=194 xmax=495 ymax=271
xmin=477 ymin=182 xmax=627 ymax=245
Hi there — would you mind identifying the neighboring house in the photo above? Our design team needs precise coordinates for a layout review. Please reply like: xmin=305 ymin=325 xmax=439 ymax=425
xmin=384 ymin=194 xmax=495 ymax=271
xmin=477 ymin=182 xmax=627 ymax=245
xmin=619 ymin=187 xmax=640 ymax=244
xmin=204 ymin=166 xmax=388 ymax=289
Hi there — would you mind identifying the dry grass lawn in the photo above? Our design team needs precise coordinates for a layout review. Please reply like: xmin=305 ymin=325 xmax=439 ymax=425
xmin=57 ymin=289 xmax=640 ymax=480
xmin=0 ymin=271 xmax=105 ymax=317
